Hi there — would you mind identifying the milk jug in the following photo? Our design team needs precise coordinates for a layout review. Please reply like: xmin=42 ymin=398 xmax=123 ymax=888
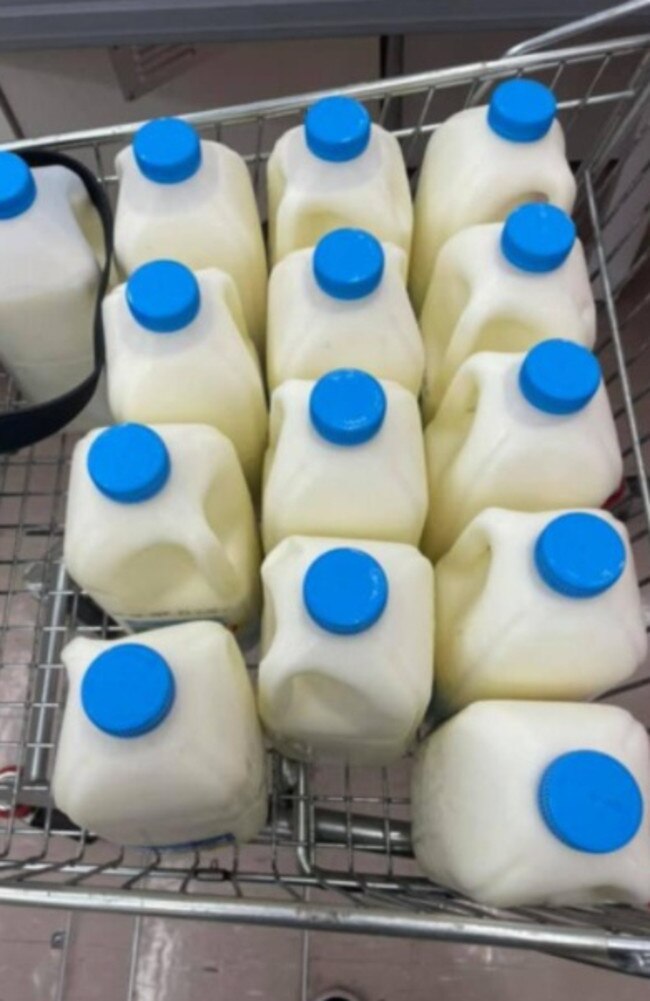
xmin=103 ymin=260 xmax=267 ymax=492
xmin=419 ymin=203 xmax=595 ymax=418
xmin=422 ymin=341 xmax=623 ymax=561
xmin=267 ymin=228 xmax=424 ymax=394
xmin=64 ymin=423 xmax=260 ymax=630
xmin=267 ymin=95 xmax=413 ymax=265
xmin=262 ymin=370 xmax=428 ymax=552
xmin=0 ymin=152 xmax=101 ymax=407
xmin=434 ymin=508 xmax=646 ymax=715
xmin=259 ymin=536 xmax=434 ymax=764
xmin=52 ymin=621 xmax=268 ymax=846
xmin=410 ymin=78 xmax=576 ymax=311
xmin=114 ymin=117 xmax=267 ymax=351
xmin=412 ymin=701 xmax=650 ymax=907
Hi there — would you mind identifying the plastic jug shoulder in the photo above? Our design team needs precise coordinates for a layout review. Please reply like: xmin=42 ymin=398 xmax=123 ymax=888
xmin=103 ymin=260 xmax=268 ymax=492
xmin=410 ymin=79 xmax=576 ymax=311
xmin=267 ymin=228 xmax=423 ymax=394
xmin=267 ymin=96 xmax=413 ymax=264
xmin=259 ymin=535 xmax=434 ymax=764
xmin=412 ymin=700 xmax=650 ymax=906
xmin=114 ymin=118 xmax=267 ymax=351
xmin=52 ymin=622 xmax=267 ymax=847
xmin=434 ymin=508 xmax=647 ymax=713
xmin=262 ymin=369 xmax=428 ymax=552
xmin=64 ymin=422 xmax=261 ymax=630
xmin=422 ymin=341 xmax=623 ymax=560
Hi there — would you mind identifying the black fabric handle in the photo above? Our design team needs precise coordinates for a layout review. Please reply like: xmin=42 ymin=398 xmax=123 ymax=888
xmin=0 ymin=148 xmax=114 ymax=453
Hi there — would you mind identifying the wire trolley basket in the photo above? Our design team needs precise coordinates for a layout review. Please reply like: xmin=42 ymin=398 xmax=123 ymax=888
xmin=1 ymin=0 xmax=650 ymax=980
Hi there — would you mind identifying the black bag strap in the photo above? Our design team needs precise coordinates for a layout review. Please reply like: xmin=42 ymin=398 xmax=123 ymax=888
xmin=0 ymin=148 xmax=113 ymax=453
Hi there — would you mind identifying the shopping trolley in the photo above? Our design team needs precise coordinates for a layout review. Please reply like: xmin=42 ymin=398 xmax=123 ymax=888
xmin=1 ymin=0 xmax=650 ymax=980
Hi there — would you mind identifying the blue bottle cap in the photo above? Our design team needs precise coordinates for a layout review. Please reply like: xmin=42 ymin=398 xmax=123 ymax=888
xmin=303 ymin=547 xmax=389 ymax=635
xmin=313 ymin=228 xmax=385 ymax=300
xmin=305 ymin=96 xmax=371 ymax=162
xmin=309 ymin=369 xmax=386 ymax=446
xmin=487 ymin=78 xmax=557 ymax=143
xmin=0 ymin=152 xmax=36 ymax=219
xmin=87 ymin=424 xmax=171 ymax=504
xmin=126 ymin=260 xmax=201 ymax=333
xmin=538 ymin=750 xmax=644 ymax=853
xmin=81 ymin=644 xmax=176 ymax=738
xmin=133 ymin=118 xmax=202 ymax=184
xmin=534 ymin=512 xmax=626 ymax=599
xmin=519 ymin=340 xmax=601 ymax=415
xmin=501 ymin=204 xmax=576 ymax=273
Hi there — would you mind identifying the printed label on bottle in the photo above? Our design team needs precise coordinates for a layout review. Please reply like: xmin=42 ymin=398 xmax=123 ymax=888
xmin=147 ymin=832 xmax=236 ymax=852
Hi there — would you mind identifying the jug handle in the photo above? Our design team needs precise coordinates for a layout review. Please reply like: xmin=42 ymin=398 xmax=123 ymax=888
xmin=185 ymin=522 xmax=240 ymax=599
xmin=0 ymin=147 xmax=113 ymax=453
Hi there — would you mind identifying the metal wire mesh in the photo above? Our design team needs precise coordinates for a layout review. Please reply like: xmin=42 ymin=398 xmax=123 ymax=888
xmin=2 ymin=25 xmax=650 ymax=975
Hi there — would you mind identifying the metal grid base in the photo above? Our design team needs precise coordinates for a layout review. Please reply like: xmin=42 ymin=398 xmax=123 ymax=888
xmin=2 ymin=13 xmax=650 ymax=977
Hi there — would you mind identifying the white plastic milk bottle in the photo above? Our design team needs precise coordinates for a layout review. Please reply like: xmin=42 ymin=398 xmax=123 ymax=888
xmin=267 ymin=228 xmax=424 ymax=394
xmin=0 ymin=152 xmax=101 ymax=407
xmin=52 ymin=621 xmax=268 ymax=847
xmin=422 ymin=341 xmax=623 ymax=561
xmin=103 ymin=259 xmax=267 ymax=492
xmin=412 ymin=701 xmax=650 ymax=907
xmin=259 ymin=536 xmax=434 ymax=764
xmin=434 ymin=508 xmax=647 ymax=715
xmin=410 ymin=78 xmax=576 ymax=312
xmin=262 ymin=370 xmax=428 ymax=553
xmin=64 ymin=423 xmax=260 ymax=630
xmin=419 ymin=202 xmax=595 ymax=419
xmin=267 ymin=95 xmax=413 ymax=265
xmin=114 ymin=118 xmax=267 ymax=351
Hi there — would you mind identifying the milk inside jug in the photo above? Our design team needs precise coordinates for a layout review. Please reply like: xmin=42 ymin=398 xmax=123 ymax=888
xmin=262 ymin=369 xmax=428 ymax=552
xmin=419 ymin=202 xmax=595 ymax=418
xmin=103 ymin=260 xmax=267 ymax=492
xmin=64 ymin=423 xmax=260 ymax=630
xmin=114 ymin=117 xmax=267 ymax=351
xmin=422 ymin=341 xmax=623 ymax=560
xmin=412 ymin=701 xmax=650 ymax=907
xmin=410 ymin=78 xmax=576 ymax=312
xmin=267 ymin=95 xmax=413 ymax=264
xmin=434 ymin=508 xmax=647 ymax=714
xmin=52 ymin=622 xmax=268 ymax=847
xmin=0 ymin=152 xmax=103 ymax=416
xmin=267 ymin=228 xmax=424 ymax=394
xmin=259 ymin=536 xmax=434 ymax=764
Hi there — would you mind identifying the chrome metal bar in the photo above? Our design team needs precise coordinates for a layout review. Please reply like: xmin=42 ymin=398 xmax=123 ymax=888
xmin=24 ymin=561 xmax=68 ymax=785
xmin=506 ymin=0 xmax=650 ymax=57
xmin=0 ymin=883 xmax=648 ymax=965
xmin=1 ymin=34 xmax=649 ymax=156
xmin=585 ymin=168 xmax=650 ymax=530
xmin=313 ymin=809 xmax=412 ymax=857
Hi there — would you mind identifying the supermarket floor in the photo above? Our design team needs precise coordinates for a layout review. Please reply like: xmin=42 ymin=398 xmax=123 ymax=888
xmin=1 ymin=904 xmax=650 ymax=1001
